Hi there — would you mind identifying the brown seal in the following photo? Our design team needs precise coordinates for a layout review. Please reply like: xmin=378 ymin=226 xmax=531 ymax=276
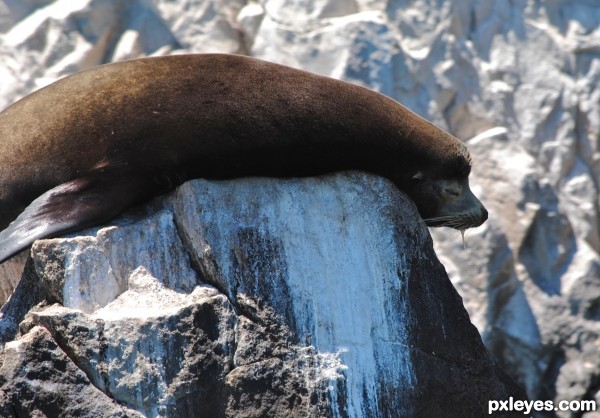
xmin=0 ymin=54 xmax=487 ymax=263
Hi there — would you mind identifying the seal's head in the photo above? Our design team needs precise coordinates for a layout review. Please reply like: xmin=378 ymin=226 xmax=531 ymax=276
xmin=403 ymin=143 xmax=488 ymax=230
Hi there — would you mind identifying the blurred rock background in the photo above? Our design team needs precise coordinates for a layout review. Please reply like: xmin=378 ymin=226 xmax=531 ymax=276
xmin=0 ymin=0 xmax=598 ymax=416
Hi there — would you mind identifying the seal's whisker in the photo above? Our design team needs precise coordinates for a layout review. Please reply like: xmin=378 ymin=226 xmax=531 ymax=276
xmin=423 ymin=215 xmax=457 ymax=222
xmin=423 ymin=212 xmax=484 ymax=231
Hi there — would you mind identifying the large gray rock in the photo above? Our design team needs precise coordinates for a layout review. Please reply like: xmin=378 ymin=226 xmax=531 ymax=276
xmin=0 ymin=174 xmax=525 ymax=417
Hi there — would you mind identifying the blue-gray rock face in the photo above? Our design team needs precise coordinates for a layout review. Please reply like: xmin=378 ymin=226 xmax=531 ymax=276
xmin=0 ymin=174 xmax=525 ymax=417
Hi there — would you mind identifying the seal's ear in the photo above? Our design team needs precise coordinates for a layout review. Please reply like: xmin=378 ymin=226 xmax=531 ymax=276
xmin=411 ymin=171 xmax=425 ymax=181
xmin=0 ymin=170 xmax=156 ymax=264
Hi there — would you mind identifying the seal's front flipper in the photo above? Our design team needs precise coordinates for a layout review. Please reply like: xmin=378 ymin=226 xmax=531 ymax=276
xmin=0 ymin=172 xmax=157 ymax=264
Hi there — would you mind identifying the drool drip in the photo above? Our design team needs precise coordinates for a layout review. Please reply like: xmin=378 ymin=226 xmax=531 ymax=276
xmin=460 ymin=229 xmax=467 ymax=250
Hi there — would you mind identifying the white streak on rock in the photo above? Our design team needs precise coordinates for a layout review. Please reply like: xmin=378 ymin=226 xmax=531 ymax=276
xmin=175 ymin=174 xmax=417 ymax=416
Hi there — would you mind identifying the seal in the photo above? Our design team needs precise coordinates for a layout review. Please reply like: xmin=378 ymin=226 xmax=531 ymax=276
xmin=0 ymin=53 xmax=487 ymax=263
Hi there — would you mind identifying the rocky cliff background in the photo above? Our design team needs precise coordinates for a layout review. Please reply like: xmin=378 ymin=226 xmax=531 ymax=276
xmin=0 ymin=0 xmax=599 ymax=417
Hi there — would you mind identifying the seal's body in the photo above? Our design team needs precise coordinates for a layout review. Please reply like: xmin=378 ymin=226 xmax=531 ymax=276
xmin=0 ymin=54 xmax=486 ymax=263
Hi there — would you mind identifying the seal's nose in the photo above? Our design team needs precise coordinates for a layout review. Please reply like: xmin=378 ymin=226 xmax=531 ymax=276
xmin=481 ymin=205 xmax=488 ymax=222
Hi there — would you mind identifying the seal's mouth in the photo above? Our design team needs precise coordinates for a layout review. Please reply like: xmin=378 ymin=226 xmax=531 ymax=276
xmin=424 ymin=209 xmax=488 ymax=230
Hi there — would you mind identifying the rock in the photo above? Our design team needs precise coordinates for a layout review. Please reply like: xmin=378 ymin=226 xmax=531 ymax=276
xmin=432 ymin=127 xmax=600 ymax=411
xmin=0 ymin=326 xmax=144 ymax=417
xmin=0 ymin=174 xmax=526 ymax=417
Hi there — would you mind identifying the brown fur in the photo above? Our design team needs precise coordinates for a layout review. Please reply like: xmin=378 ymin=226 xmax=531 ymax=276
xmin=0 ymin=54 xmax=486 ymax=262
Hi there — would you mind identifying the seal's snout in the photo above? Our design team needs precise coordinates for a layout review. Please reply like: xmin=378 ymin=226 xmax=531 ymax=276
xmin=481 ymin=205 xmax=488 ymax=222
xmin=473 ymin=204 xmax=488 ymax=227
